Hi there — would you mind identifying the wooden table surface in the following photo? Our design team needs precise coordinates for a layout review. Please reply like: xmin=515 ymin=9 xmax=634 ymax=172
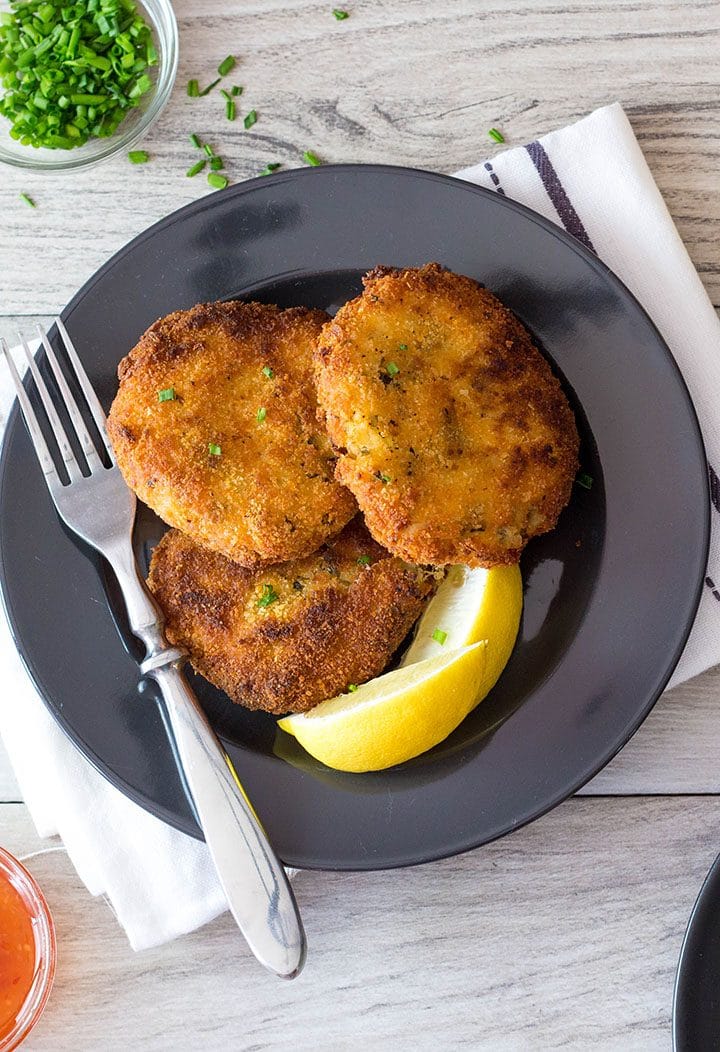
xmin=2 ymin=1 xmax=720 ymax=1048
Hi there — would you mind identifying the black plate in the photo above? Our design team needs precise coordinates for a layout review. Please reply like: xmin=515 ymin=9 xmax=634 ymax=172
xmin=674 ymin=853 xmax=720 ymax=1049
xmin=0 ymin=165 xmax=709 ymax=869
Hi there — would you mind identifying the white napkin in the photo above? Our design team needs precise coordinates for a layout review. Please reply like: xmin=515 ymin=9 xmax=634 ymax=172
xmin=1 ymin=102 xmax=718 ymax=951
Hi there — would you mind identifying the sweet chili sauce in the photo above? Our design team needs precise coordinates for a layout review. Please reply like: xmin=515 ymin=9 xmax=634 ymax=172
xmin=0 ymin=875 xmax=35 ymax=1041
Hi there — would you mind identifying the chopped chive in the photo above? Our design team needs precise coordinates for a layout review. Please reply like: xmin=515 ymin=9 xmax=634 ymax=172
xmin=575 ymin=472 xmax=594 ymax=490
xmin=187 ymin=79 xmax=199 ymax=97
xmin=231 ymin=85 xmax=243 ymax=96
xmin=385 ymin=361 xmax=399 ymax=377
xmin=488 ymin=127 xmax=505 ymax=143
xmin=398 ymin=343 xmax=408 ymax=350
xmin=257 ymin=583 xmax=279 ymax=608
xmin=158 ymin=387 xmax=175 ymax=402
xmin=203 ymin=143 xmax=214 ymax=157
xmin=208 ymin=442 xmax=222 ymax=456
xmin=303 ymin=150 xmax=322 ymax=166
xmin=19 ymin=192 xmax=35 ymax=208
xmin=198 ymin=77 xmax=221 ymax=96
xmin=259 ymin=162 xmax=281 ymax=176
xmin=333 ymin=9 xmax=350 ymax=19
xmin=221 ymin=88 xmax=232 ymax=101
xmin=379 ymin=473 xmax=391 ymax=484
xmin=432 ymin=628 xmax=448 ymax=645
xmin=226 ymin=98 xmax=235 ymax=121
xmin=207 ymin=172 xmax=228 ymax=189
xmin=218 ymin=55 xmax=236 ymax=77
xmin=347 ymin=683 xmax=358 ymax=692
xmin=244 ymin=108 xmax=257 ymax=129
xmin=357 ymin=555 xmax=371 ymax=566
xmin=189 ymin=133 xmax=201 ymax=149
xmin=186 ymin=159 xmax=206 ymax=177
xmin=262 ymin=365 xmax=274 ymax=378
xmin=128 ymin=149 xmax=148 ymax=164
xmin=256 ymin=406 xmax=267 ymax=423
xmin=210 ymin=155 xmax=223 ymax=170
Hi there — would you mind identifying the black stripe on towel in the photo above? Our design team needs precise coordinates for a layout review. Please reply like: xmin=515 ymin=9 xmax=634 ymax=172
xmin=525 ymin=140 xmax=596 ymax=253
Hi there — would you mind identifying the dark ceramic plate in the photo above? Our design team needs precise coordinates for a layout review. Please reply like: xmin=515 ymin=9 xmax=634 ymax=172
xmin=0 ymin=165 xmax=709 ymax=869
xmin=674 ymin=854 xmax=720 ymax=1049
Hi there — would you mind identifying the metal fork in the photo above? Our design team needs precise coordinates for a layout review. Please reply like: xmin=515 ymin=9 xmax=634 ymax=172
xmin=1 ymin=323 xmax=306 ymax=979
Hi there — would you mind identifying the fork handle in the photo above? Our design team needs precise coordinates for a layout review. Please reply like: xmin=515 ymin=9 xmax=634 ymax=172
xmin=108 ymin=542 xmax=306 ymax=979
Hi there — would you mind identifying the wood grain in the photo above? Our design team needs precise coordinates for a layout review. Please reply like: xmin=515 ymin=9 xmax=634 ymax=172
xmin=3 ymin=796 xmax=718 ymax=1051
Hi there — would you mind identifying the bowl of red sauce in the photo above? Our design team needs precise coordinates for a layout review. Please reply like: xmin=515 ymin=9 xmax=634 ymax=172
xmin=0 ymin=848 xmax=55 ymax=1050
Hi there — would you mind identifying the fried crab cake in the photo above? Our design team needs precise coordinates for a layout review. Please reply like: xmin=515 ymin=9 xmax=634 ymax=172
xmin=108 ymin=301 xmax=356 ymax=567
xmin=314 ymin=263 xmax=579 ymax=566
xmin=147 ymin=518 xmax=436 ymax=715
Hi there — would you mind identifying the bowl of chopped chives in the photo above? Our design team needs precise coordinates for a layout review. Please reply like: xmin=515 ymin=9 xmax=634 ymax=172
xmin=0 ymin=0 xmax=177 ymax=170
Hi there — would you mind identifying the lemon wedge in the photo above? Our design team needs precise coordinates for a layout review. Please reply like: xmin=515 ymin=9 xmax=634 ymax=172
xmin=402 ymin=564 xmax=522 ymax=698
xmin=278 ymin=642 xmax=487 ymax=773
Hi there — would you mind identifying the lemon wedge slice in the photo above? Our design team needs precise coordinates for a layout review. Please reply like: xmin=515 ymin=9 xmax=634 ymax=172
xmin=402 ymin=564 xmax=522 ymax=698
xmin=279 ymin=642 xmax=487 ymax=773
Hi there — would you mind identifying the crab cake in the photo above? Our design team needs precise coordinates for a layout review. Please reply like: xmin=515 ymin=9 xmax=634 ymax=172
xmin=108 ymin=301 xmax=356 ymax=567
xmin=147 ymin=518 xmax=436 ymax=714
xmin=315 ymin=263 xmax=579 ymax=567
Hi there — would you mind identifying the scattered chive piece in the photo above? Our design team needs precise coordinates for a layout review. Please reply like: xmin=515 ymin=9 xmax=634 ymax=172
xmin=203 ymin=143 xmax=214 ymax=157
xmin=221 ymin=88 xmax=232 ymax=101
xmin=303 ymin=150 xmax=322 ymax=166
xmin=19 ymin=192 xmax=35 ymax=208
xmin=198 ymin=77 xmax=222 ymax=97
xmin=333 ymin=9 xmax=350 ymax=19
xmin=256 ymin=406 xmax=267 ymax=423
xmin=187 ymin=79 xmax=199 ymax=97
xmin=231 ymin=85 xmax=243 ymax=96
xmin=488 ymin=127 xmax=505 ymax=143
xmin=190 ymin=133 xmax=202 ymax=149
xmin=208 ymin=442 xmax=222 ymax=456
xmin=432 ymin=628 xmax=448 ymax=645
xmin=575 ymin=472 xmax=594 ymax=490
xmin=347 ymin=683 xmax=358 ymax=692
xmin=207 ymin=172 xmax=228 ymax=189
xmin=357 ymin=555 xmax=371 ymax=566
xmin=186 ymin=159 xmax=206 ymax=177
xmin=244 ymin=109 xmax=258 ymax=129
xmin=158 ymin=387 xmax=175 ymax=402
xmin=385 ymin=361 xmax=399 ymax=377
xmin=398 ymin=343 xmax=408 ymax=350
xmin=257 ymin=583 xmax=279 ymax=608
xmin=218 ymin=55 xmax=236 ymax=77
xmin=262 ymin=365 xmax=274 ymax=378
xmin=226 ymin=99 xmax=235 ymax=121
xmin=379 ymin=473 xmax=391 ymax=484
xmin=210 ymin=155 xmax=223 ymax=170
xmin=259 ymin=162 xmax=281 ymax=176
xmin=128 ymin=149 xmax=148 ymax=164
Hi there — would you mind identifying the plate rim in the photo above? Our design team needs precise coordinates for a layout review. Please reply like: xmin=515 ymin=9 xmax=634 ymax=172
xmin=673 ymin=851 xmax=720 ymax=1050
xmin=0 ymin=163 xmax=710 ymax=868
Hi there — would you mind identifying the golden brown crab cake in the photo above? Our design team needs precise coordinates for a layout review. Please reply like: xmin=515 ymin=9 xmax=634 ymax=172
xmin=147 ymin=518 xmax=436 ymax=715
xmin=108 ymin=301 xmax=357 ymax=567
xmin=314 ymin=263 xmax=579 ymax=566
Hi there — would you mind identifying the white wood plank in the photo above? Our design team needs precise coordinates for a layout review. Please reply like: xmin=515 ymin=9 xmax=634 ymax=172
xmin=1 ymin=796 xmax=717 ymax=1051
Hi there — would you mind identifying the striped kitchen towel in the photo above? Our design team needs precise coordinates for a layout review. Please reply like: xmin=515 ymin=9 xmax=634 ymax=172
xmin=456 ymin=102 xmax=720 ymax=689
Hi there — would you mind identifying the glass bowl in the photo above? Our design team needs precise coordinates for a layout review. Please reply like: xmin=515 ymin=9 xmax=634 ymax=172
xmin=0 ymin=0 xmax=178 ymax=171
xmin=0 ymin=847 xmax=56 ymax=1052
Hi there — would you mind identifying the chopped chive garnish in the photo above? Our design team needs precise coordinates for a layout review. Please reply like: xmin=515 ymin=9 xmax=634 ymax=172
xmin=190 ymin=133 xmax=201 ymax=149
xmin=303 ymin=150 xmax=322 ymax=166
xmin=186 ymin=159 xmax=206 ymax=177
xmin=187 ymin=79 xmax=199 ymax=97
xmin=256 ymin=406 xmax=267 ymax=423
xmin=128 ymin=150 xmax=148 ymax=164
xmin=398 ymin=343 xmax=408 ymax=350
xmin=333 ymin=9 xmax=350 ymax=18
xmin=244 ymin=109 xmax=257 ymax=129
xmin=379 ymin=473 xmax=391 ymax=484
xmin=226 ymin=98 xmax=236 ymax=121
xmin=347 ymin=683 xmax=358 ymax=692
xmin=207 ymin=172 xmax=228 ymax=189
xmin=257 ymin=583 xmax=279 ymax=608
xmin=208 ymin=442 xmax=222 ymax=456
xmin=262 ymin=365 xmax=274 ymax=378
xmin=259 ymin=162 xmax=281 ymax=176
xmin=198 ymin=77 xmax=221 ymax=96
xmin=432 ymin=628 xmax=448 ymax=645
xmin=203 ymin=143 xmax=214 ymax=157
xmin=218 ymin=55 xmax=236 ymax=77
xmin=385 ymin=361 xmax=399 ymax=377
xmin=488 ymin=127 xmax=505 ymax=143
xmin=357 ymin=555 xmax=371 ymax=566
xmin=19 ymin=192 xmax=35 ymax=208
xmin=221 ymin=88 xmax=232 ymax=101
xmin=158 ymin=387 xmax=175 ymax=402
xmin=575 ymin=472 xmax=594 ymax=490
xmin=231 ymin=85 xmax=243 ymax=96
xmin=210 ymin=155 xmax=223 ymax=170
